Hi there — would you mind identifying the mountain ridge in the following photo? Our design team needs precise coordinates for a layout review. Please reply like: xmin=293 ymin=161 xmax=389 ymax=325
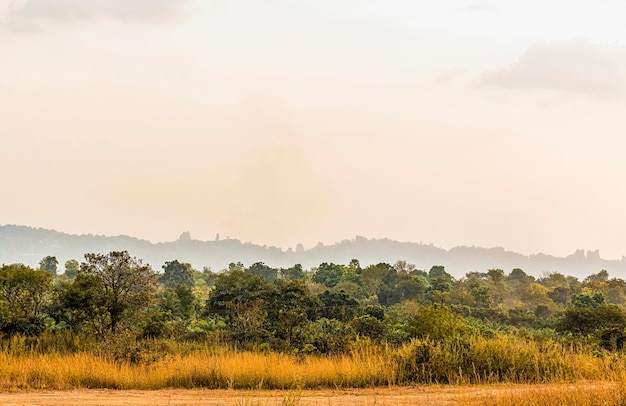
xmin=1 ymin=224 xmax=624 ymax=278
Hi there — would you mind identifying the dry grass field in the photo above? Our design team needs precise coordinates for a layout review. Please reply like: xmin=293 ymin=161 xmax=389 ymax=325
xmin=0 ymin=383 xmax=624 ymax=406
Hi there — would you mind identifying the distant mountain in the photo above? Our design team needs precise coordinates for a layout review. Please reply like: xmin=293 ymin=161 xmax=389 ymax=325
xmin=1 ymin=224 xmax=625 ymax=278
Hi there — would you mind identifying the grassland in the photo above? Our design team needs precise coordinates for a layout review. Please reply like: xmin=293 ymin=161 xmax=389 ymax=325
xmin=0 ymin=333 xmax=625 ymax=391
xmin=2 ymin=332 xmax=626 ymax=405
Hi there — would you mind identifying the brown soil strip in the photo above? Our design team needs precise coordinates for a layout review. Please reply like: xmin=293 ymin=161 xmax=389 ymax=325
xmin=0 ymin=384 xmax=610 ymax=406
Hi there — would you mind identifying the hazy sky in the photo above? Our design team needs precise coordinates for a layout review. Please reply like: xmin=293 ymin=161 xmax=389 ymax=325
xmin=2 ymin=0 xmax=626 ymax=259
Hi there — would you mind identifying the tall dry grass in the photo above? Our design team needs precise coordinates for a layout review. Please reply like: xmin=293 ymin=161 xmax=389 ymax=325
xmin=0 ymin=332 xmax=625 ymax=390
xmin=0 ymin=350 xmax=393 ymax=390
xmin=471 ymin=380 xmax=626 ymax=406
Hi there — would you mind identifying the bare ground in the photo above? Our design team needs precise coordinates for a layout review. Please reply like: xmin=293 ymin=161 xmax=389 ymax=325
xmin=0 ymin=384 xmax=601 ymax=406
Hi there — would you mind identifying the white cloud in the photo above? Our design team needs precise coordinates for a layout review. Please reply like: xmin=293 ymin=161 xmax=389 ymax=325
xmin=482 ymin=39 xmax=626 ymax=97
xmin=3 ymin=0 xmax=191 ymax=24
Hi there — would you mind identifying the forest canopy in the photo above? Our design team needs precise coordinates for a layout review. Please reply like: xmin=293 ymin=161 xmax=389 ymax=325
xmin=1 ymin=251 xmax=625 ymax=356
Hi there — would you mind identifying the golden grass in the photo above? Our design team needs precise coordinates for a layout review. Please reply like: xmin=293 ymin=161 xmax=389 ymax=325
xmin=0 ymin=350 xmax=393 ymax=390
xmin=1 ymin=333 xmax=626 ymax=391
xmin=472 ymin=381 xmax=626 ymax=406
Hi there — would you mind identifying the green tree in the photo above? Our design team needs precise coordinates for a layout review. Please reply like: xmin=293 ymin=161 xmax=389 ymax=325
xmin=304 ymin=318 xmax=354 ymax=354
xmin=280 ymin=264 xmax=306 ymax=280
xmin=407 ymin=306 xmax=469 ymax=341
xmin=351 ymin=315 xmax=386 ymax=342
xmin=39 ymin=255 xmax=58 ymax=275
xmin=54 ymin=273 xmax=108 ymax=335
xmin=557 ymin=304 xmax=626 ymax=337
xmin=64 ymin=259 xmax=80 ymax=279
xmin=247 ymin=262 xmax=278 ymax=282
xmin=548 ymin=286 xmax=571 ymax=306
xmin=0 ymin=264 xmax=53 ymax=335
xmin=205 ymin=270 xmax=274 ymax=318
xmin=312 ymin=263 xmax=345 ymax=288
xmin=317 ymin=290 xmax=359 ymax=322
xmin=426 ymin=266 xmax=453 ymax=305
xmin=572 ymin=292 xmax=605 ymax=308
xmin=81 ymin=251 xmax=157 ymax=334
xmin=160 ymin=260 xmax=194 ymax=288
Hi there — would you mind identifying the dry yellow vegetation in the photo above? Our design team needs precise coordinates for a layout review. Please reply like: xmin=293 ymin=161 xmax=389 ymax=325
xmin=0 ymin=336 xmax=625 ymax=391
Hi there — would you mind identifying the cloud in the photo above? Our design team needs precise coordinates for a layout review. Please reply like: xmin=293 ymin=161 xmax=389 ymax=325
xmin=482 ymin=39 xmax=626 ymax=97
xmin=4 ymin=0 xmax=191 ymax=24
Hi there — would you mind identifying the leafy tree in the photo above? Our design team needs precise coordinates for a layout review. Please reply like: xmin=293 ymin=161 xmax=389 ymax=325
xmin=275 ymin=308 xmax=309 ymax=350
xmin=508 ymin=268 xmax=533 ymax=283
xmin=585 ymin=270 xmax=609 ymax=283
xmin=351 ymin=315 xmax=386 ymax=342
xmin=273 ymin=279 xmax=319 ymax=314
xmin=312 ymin=263 xmax=345 ymax=288
xmin=317 ymin=290 xmax=359 ymax=322
xmin=64 ymin=259 xmax=80 ymax=279
xmin=572 ymin=292 xmax=605 ymax=308
xmin=407 ymin=306 xmax=469 ymax=341
xmin=426 ymin=266 xmax=453 ymax=305
xmin=487 ymin=268 xmax=505 ymax=284
xmin=205 ymin=270 xmax=274 ymax=318
xmin=557 ymin=304 xmax=626 ymax=336
xmin=160 ymin=260 xmax=194 ymax=288
xmin=280 ymin=264 xmax=306 ymax=280
xmin=81 ymin=251 xmax=157 ymax=334
xmin=361 ymin=263 xmax=393 ymax=298
xmin=54 ymin=273 xmax=108 ymax=335
xmin=0 ymin=264 xmax=53 ymax=335
xmin=548 ymin=286 xmax=571 ymax=306
xmin=304 ymin=318 xmax=354 ymax=354
xmin=247 ymin=262 xmax=278 ymax=282
xmin=470 ymin=286 xmax=493 ymax=308
xmin=229 ymin=299 xmax=270 ymax=345
xmin=538 ymin=272 xmax=569 ymax=289
xmin=39 ymin=255 xmax=58 ymax=275
xmin=379 ymin=274 xmax=428 ymax=306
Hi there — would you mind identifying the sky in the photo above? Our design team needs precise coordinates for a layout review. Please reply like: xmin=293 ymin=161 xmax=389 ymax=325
xmin=1 ymin=0 xmax=626 ymax=259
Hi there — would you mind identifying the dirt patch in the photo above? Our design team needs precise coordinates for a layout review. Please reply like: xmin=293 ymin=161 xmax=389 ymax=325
xmin=0 ymin=384 xmax=612 ymax=406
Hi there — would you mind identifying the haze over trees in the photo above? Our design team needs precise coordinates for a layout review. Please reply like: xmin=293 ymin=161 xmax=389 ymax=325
xmin=2 ymin=225 xmax=625 ymax=279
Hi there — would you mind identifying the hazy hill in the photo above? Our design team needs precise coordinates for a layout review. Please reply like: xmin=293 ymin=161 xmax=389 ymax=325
xmin=1 ymin=224 xmax=625 ymax=278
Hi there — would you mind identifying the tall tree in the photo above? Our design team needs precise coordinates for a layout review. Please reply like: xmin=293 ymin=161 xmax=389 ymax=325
xmin=0 ymin=264 xmax=52 ymax=335
xmin=160 ymin=260 xmax=195 ymax=288
xmin=39 ymin=256 xmax=58 ymax=275
xmin=64 ymin=259 xmax=80 ymax=279
xmin=81 ymin=251 xmax=157 ymax=334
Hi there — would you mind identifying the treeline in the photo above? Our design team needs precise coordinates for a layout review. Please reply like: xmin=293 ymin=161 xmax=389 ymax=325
xmin=2 ymin=251 xmax=626 ymax=357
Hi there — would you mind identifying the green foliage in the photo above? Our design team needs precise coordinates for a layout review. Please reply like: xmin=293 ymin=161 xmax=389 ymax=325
xmin=0 ymin=264 xmax=52 ymax=335
xmin=4 ymin=253 xmax=626 ymax=369
xmin=303 ymin=318 xmax=354 ymax=354
xmin=80 ymin=251 xmax=157 ymax=334
xmin=39 ymin=256 xmax=58 ymax=275
xmin=280 ymin=264 xmax=306 ymax=280
xmin=557 ymin=304 xmax=626 ymax=337
xmin=312 ymin=262 xmax=345 ymax=288
xmin=247 ymin=262 xmax=278 ymax=282
xmin=351 ymin=315 xmax=386 ymax=342
xmin=205 ymin=270 xmax=273 ymax=316
xmin=572 ymin=292 xmax=606 ymax=308
xmin=54 ymin=273 xmax=108 ymax=335
xmin=0 ymin=264 xmax=52 ymax=316
xmin=160 ymin=260 xmax=194 ymax=288
xmin=407 ymin=306 xmax=470 ymax=341
xmin=317 ymin=290 xmax=359 ymax=322
xmin=63 ymin=259 xmax=80 ymax=279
